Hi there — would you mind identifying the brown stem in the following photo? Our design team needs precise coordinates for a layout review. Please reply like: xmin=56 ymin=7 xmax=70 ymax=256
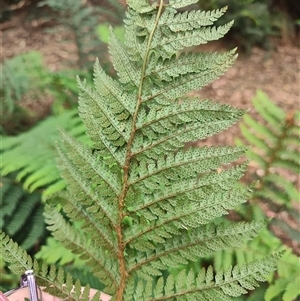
xmin=115 ymin=1 xmax=165 ymax=300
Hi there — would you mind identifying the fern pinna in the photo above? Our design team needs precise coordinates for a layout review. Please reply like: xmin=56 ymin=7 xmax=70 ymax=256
xmin=1 ymin=1 xmax=281 ymax=300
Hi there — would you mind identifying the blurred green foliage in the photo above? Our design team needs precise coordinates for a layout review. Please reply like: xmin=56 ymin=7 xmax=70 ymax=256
xmin=0 ymin=51 xmax=87 ymax=134
xmin=234 ymin=91 xmax=300 ymax=301
xmin=1 ymin=109 xmax=90 ymax=198
xmin=197 ymin=0 xmax=299 ymax=51
xmin=38 ymin=0 xmax=124 ymax=69
xmin=0 ymin=174 xmax=46 ymax=291
xmin=0 ymin=52 xmax=49 ymax=134
xmin=0 ymin=175 xmax=46 ymax=251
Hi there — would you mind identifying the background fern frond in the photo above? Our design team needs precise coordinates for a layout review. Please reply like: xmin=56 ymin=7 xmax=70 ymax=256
xmin=234 ymin=90 xmax=300 ymax=301
xmin=236 ymin=90 xmax=300 ymax=243
xmin=0 ymin=175 xmax=46 ymax=251
xmin=1 ymin=110 xmax=88 ymax=197
xmin=0 ymin=230 xmax=34 ymax=273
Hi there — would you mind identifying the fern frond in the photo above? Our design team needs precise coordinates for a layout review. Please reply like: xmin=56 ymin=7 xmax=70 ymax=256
xmin=60 ymin=131 xmax=121 ymax=197
xmin=0 ymin=179 xmax=22 ymax=221
xmin=239 ymin=124 xmax=269 ymax=152
xmin=5 ymin=193 xmax=40 ymax=238
xmin=238 ymin=90 xmax=299 ymax=207
xmin=51 ymin=1 xmax=276 ymax=292
xmin=152 ymin=21 xmax=234 ymax=53
xmin=125 ymin=253 xmax=281 ymax=301
xmin=242 ymin=114 xmax=276 ymax=141
xmin=127 ymin=220 xmax=268 ymax=274
xmin=260 ymin=173 xmax=299 ymax=205
xmin=0 ymin=51 xmax=48 ymax=117
xmin=0 ymin=230 xmax=34 ymax=272
xmin=36 ymin=237 xmax=83 ymax=266
xmin=235 ymin=91 xmax=300 ymax=301
xmin=0 ymin=176 xmax=46 ymax=250
xmin=129 ymin=145 xmax=246 ymax=184
xmin=52 ymin=187 xmax=117 ymax=251
xmin=1 ymin=3 xmax=282 ymax=300
xmin=125 ymin=184 xmax=253 ymax=249
xmin=44 ymin=205 xmax=119 ymax=293
xmin=252 ymin=91 xmax=285 ymax=131
xmin=1 ymin=110 xmax=87 ymax=195
xmin=265 ymin=276 xmax=300 ymax=301
xmin=133 ymin=101 xmax=244 ymax=158
xmin=109 ymin=30 xmax=140 ymax=86
xmin=131 ymin=162 xmax=248 ymax=210
xmin=0 ymin=230 xmax=96 ymax=301
xmin=56 ymin=138 xmax=119 ymax=242
xmin=20 ymin=207 xmax=45 ymax=250
xmin=158 ymin=7 xmax=228 ymax=32
xmin=147 ymin=49 xmax=236 ymax=83
xmin=144 ymin=50 xmax=236 ymax=101
xmin=282 ymin=275 xmax=300 ymax=301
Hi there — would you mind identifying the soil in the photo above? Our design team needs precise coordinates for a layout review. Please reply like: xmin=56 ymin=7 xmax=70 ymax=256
xmin=1 ymin=11 xmax=299 ymax=142
xmin=1 ymin=5 xmax=300 ymax=253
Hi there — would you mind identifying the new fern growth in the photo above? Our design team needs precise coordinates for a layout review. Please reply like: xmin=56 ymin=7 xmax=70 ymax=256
xmin=1 ymin=1 xmax=281 ymax=300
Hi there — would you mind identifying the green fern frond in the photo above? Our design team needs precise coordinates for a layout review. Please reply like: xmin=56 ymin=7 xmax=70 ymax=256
xmin=0 ymin=176 xmax=46 ymax=251
xmin=265 ymin=257 xmax=300 ymax=301
xmin=125 ymin=184 xmax=253 ymax=249
xmin=0 ymin=230 xmax=34 ymax=272
xmin=20 ymin=207 xmax=45 ymax=250
xmin=168 ymin=0 xmax=200 ymax=9
xmin=0 ymin=230 xmax=96 ymax=301
xmin=36 ymin=237 xmax=83 ymax=266
xmin=147 ymin=49 xmax=236 ymax=83
xmin=238 ymin=90 xmax=299 ymax=205
xmin=236 ymin=90 xmax=300 ymax=301
xmin=125 ymin=253 xmax=280 ymax=301
xmin=282 ymin=276 xmax=300 ymax=301
xmin=1 ymin=2 xmax=281 ymax=300
xmin=158 ymin=7 xmax=228 ymax=32
xmin=0 ymin=179 xmax=22 ymax=220
xmin=1 ymin=110 xmax=88 ymax=197
xmin=239 ymin=123 xmax=269 ymax=152
xmin=44 ymin=204 xmax=118 ymax=293
xmin=0 ymin=51 xmax=48 ymax=114
xmin=127 ymin=220 xmax=268 ymax=273
xmin=144 ymin=52 xmax=236 ymax=101
xmin=251 ymin=91 xmax=285 ymax=131
xmin=52 ymin=3 xmax=278 ymax=299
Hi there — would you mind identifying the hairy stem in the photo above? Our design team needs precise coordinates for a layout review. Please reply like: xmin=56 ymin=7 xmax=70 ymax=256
xmin=115 ymin=1 xmax=165 ymax=300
